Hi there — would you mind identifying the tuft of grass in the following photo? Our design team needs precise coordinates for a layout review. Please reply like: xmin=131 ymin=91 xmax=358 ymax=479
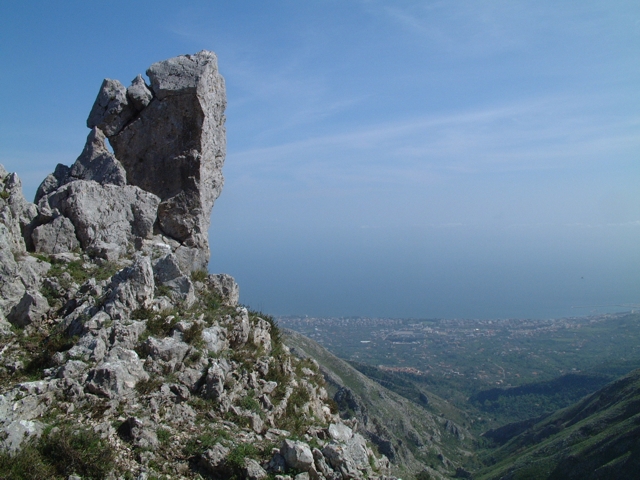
xmin=191 ymin=269 xmax=208 ymax=283
xmin=276 ymin=384 xmax=312 ymax=434
xmin=142 ymin=313 xmax=179 ymax=338
xmin=156 ymin=284 xmax=173 ymax=298
xmin=0 ymin=189 xmax=10 ymax=200
xmin=135 ymin=377 xmax=163 ymax=395
xmin=42 ymin=256 xmax=119 ymax=290
xmin=239 ymin=390 xmax=262 ymax=415
xmin=21 ymin=327 xmax=78 ymax=379
xmin=184 ymin=349 xmax=202 ymax=366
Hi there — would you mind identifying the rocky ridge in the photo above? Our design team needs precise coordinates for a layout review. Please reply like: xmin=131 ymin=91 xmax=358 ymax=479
xmin=0 ymin=52 xmax=394 ymax=479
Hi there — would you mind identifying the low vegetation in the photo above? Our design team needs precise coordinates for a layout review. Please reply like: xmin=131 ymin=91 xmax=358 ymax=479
xmin=0 ymin=426 xmax=115 ymax=479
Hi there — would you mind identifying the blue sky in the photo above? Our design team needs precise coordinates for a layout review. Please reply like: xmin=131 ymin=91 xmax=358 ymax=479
xmin=1 ymin=1 xmax=639 ymax=318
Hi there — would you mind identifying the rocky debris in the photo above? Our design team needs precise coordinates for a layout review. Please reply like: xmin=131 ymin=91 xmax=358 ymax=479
xmin=117 ymin=416 xmax=158 ymax=449
xmin=85 ymin=347 xmax=149 ymax=398
xmin=267 ymin=428 xmax=391 ymax=480
xmin=244 ymin=458 xmax=269 ymax=479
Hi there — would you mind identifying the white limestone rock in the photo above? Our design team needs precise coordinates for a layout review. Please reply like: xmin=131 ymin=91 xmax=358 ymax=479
xmin=34 ymin=163 xmax=70 ymax=203
xmin=328 ymin=423 xmax=353 ymax=443
xmin=104 ymin=255 xmax=155 ymax=319
xmin=252 ymin=317 xmax=272 ymax=353
xmin=87 ymin=78 xmax=135 ymax=136
xmin=202 ymin=324 xmax=228 ymax=354
xmin=85 ymin=346 xmax=148 ymax=398
xmin=127 ymin=74 xmax=153 ymax=112
xmin=32 ymin=215 xmax=80 ymax=254
xmin=69 ymin=127 xmax=127 ymax=186
xmin=7 ymin=290 xmax=49 ymax=327
xmin=281 ymin=439 xmax=315 ymax=471
xmin=39 ymin=180 xmax=159 ymax=253
xmin=153 ymin=253 xmax=195 ymax=306
xmin=207 ymin=273 xmax=239 ymax=306
xmin=107 ymin=51 xmax=226 ymax=272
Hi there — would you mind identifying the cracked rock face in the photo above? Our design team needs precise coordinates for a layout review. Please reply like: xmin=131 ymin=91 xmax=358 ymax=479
xmin=107 ymin=50 xmax=226 ymax=272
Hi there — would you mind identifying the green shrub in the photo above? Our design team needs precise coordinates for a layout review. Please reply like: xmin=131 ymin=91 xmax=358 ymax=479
xmin=239 ymin=390 xmax=262 ymax=414
xmin=227 ymin=443 xmax=259 ymax=469
xmin=135 ymin=377 xmax=163 ymax=395
xmin=156 ymin=427 xmax=171 ymax=445
xmin=0 ymin=425 xmax=115 ymax=479
xmin=22 ymin=328 xmax=78 ymax=378
xmin=183 ymin=322 xmax=204 ymax=347
xmin=143 ymin=313 xmax=179 ymax=338
xmin=183 ymin=428 xmax=231 ymax=457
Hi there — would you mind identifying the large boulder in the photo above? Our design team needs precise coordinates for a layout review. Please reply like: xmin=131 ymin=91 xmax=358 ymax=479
xmin=281 ymin=439 xmax=314 ymax=471
xmin=31 ymin=215 xmax=80 ymax=254
xmin=37 ymin=180 xmax=159 ymax=253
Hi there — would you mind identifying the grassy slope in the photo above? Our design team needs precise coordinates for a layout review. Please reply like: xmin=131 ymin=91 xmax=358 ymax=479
xmin=476 ymin=368 xmax=640 ymax=479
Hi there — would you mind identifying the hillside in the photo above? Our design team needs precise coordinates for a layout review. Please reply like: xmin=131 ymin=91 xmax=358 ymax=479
xmin=284 ymin=329 xmax=479 ymax=479
xmin=476 ymin=368 xmax=640 ymax=479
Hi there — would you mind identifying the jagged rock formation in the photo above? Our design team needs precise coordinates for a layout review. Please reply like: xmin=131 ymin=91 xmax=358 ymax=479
xmin=33 ymin=50 xmax=225 ymax=273
xmin=0 ymin=52 xmax=395 ymax=479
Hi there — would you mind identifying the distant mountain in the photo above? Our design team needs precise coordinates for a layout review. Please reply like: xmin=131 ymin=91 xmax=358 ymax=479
xmin=476 ymin=368 xmax=640 ymax=479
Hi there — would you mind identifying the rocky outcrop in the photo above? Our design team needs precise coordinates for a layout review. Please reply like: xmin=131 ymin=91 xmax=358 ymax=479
xmin=0 ymin=166 xmax=48 ymax=331
xmin=0 ymin=51 xmax=395 ymax=480
xmin=31 ymin=50 xmax=226 ymax=272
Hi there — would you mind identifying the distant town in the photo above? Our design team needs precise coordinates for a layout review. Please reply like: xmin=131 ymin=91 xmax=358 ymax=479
xmin=278 ymin=312 xmax=640 ymax=390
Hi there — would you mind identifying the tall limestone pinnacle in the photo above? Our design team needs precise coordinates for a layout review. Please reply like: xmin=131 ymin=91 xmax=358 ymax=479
xmin=35 ymin=50 xmax=226 ymax=272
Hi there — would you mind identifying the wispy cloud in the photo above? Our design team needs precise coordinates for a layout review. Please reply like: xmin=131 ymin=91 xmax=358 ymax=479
xmin=227 ymin=92 xmax=640 ymax=189
xmin=368 ymin=1 xmax=530 ymax=57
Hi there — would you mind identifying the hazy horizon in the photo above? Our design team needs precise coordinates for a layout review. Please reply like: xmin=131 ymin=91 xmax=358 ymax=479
xmin=2 ymin=1 xmax=638 ymax=320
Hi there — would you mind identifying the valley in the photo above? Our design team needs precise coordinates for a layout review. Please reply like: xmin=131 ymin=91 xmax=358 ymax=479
xmin=279 ymin=312 xmax=640 ymax=430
